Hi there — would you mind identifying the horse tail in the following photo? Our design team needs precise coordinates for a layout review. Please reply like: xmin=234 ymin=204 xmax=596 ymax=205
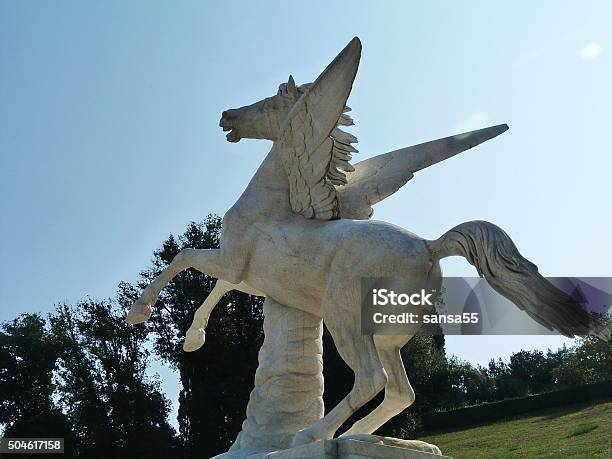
xmin=427 ymin=220 xmax=609 ymax=341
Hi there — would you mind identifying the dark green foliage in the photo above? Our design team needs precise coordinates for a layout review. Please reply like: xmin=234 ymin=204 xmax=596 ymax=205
xmin=487 ymin=358 xmax=529 ymax=399
xmin=441 ymin=357 xmax=496 ymax=409
xmin=421 ymin=380 xmax=612 ymax=431
xmin=0 ymin=314 xmax=74 ymax=455
xmin=0 ymin=304 xmax=179 ymax=459
xmin=553 ymin=336 xmax=612 ymax=386
xmin=0 ymin=314 xmax=59 ymax=428
xmin=50 ymin=301 xmax=178 ymax=458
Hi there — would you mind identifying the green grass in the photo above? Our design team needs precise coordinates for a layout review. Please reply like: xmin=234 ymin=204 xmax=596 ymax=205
xmin=567 ymin=422 xmax=599 ymax=437
xmin=418 ymin=400 xmax=612 ymax=458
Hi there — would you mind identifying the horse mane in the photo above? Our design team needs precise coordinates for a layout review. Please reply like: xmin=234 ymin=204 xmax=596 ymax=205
xmin=279 ymin=81 xmax=358 ymax=187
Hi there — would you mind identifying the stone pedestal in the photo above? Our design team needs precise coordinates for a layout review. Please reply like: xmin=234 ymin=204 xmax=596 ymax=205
xmin=215 ymin=298 xmax=325 ymax=458
xmin=254 ymin=436 xmax=448 ymax=459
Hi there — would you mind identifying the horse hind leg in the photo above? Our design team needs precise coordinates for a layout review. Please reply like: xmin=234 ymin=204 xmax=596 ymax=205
xmin=341 ymin=335 xmax=415 ymax=436
xmin=291 ymin=282 xmax=388 ymax=447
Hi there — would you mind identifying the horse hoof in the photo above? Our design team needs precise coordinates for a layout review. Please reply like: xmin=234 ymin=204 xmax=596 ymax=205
xmin=125 ymin=302 xmax=152 ymax=324
xmin=183 ymin=328 xmax=206 ymax=352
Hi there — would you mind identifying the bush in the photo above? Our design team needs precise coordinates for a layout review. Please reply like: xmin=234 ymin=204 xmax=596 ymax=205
xmin=421 ymin=380 xmax=612 ymax=431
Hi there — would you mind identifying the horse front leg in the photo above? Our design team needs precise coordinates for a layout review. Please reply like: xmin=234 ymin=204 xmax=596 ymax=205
xmin=183 ymin=280 xmax=265 ymax=352
xmin=125 ymin=248 xmax=242 ymax=324
xmin=183 ymin=280 xmax=233 ymax=351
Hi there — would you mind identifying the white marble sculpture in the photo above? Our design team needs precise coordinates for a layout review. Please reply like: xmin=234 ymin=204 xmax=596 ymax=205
xmin=126 ymin=37 xmax=608 ymax=457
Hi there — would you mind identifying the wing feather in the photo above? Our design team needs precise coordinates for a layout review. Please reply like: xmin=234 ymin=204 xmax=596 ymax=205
xmin=277 ymin=38 xmax=361 ymax=220
xmin=337 ymin=124 xmax=510 ymax=219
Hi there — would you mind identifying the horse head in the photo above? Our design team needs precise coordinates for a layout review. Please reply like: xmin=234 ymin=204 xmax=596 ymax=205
xmin=219 ymin=76 xmax=311 ymax=143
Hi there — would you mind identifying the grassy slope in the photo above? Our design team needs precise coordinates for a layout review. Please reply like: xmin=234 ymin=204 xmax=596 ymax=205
xmin=418 ymin=400 xmax=612 ymax=458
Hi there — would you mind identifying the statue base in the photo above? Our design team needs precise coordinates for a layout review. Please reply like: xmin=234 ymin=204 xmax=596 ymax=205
xmin=216 ymin=435 xmax=448 ymax=459
xmin=216 ymin=298 xmax=324 ymax=458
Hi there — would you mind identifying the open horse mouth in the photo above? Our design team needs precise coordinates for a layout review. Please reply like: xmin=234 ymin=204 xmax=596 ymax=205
xmin=219 ymin=119 xmax=241 ymax=143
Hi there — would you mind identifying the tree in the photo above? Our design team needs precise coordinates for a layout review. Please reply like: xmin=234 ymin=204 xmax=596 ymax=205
xmin=553 ymin=336 xmax=612 ymax=387
xmin=119 ymin=216 xmax=265 ymax=458
xmin=0 ymin=304 xmax=179 ymax=458
xmin=486 ymin=358 xmax=528 ymax=400
xmin=571 ymin=336 xmax=612 ymax=380
xmin=50 ymin=301 xmax=178 ymax=458
xmin=442 ymin=357 xmax=495 ymax=408
xmin=0 ymin=314 xmax=69 ymax=440
xmin=507 ymin=350 xmax=555 ymax=395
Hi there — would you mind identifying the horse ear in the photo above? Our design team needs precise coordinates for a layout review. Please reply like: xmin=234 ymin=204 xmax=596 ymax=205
xmin=287 ymin=75 xmax=298 ymax=97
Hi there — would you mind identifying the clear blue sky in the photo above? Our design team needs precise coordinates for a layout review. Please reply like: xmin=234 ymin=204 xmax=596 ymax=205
xmin=1 ymin=1 xmax=611 ymax=424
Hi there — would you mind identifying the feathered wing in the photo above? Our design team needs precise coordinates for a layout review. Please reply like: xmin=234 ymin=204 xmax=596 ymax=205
xmin=337 ymin=124 xmax=510 ymax=219
xmin=277 ymin=37 xmax=361 ymax=220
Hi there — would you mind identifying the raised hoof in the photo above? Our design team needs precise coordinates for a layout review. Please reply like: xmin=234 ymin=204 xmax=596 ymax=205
xmin=183 ymin=327 xmax=206 ymax=352
xmin=125 ymin=302 xmax=152 ymax=324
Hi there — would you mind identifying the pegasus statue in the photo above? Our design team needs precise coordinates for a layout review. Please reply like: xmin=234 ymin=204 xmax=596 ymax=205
xmin=126 ymin=37 xmax=608 ymax=447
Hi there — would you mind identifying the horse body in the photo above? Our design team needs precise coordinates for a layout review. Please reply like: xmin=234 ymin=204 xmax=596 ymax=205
xmin=244 ymin=217 xmax=435 ymax=316
xmin=220 ymin=140 xmax=436 ymax=318
xmin=225 ymin=199 xmax=439 ymax=441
